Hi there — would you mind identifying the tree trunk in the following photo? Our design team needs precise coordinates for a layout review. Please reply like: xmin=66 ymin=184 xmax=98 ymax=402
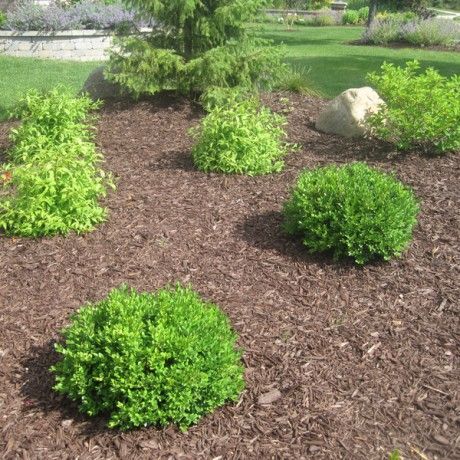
xmin=184 ymin=16 xmax=194 ymax=61
xmin=367 ymin=0 xmax=378 ymax=27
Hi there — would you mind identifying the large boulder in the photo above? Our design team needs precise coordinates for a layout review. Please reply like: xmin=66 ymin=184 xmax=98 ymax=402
xmin=81 ymin=66 xmax=123 ymax=101
xmin=315 ymin=87 xmax=383 ymax=138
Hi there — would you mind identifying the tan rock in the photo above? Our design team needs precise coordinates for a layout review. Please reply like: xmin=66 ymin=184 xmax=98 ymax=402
xmin=315 ymin=87 xmax=383 ymax=138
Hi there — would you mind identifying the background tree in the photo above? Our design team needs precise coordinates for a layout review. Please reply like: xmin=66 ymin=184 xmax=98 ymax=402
xmin=367 ymin=0 xmax=379 ymax=25
xmin=122 ymin=0 xmax=265 ymax=60
xmin=106 ymin=0 xmax=287 ymax=98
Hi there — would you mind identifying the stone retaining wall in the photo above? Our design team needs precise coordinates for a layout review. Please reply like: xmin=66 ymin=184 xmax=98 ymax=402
xmin=0 ymin=29 xmax=149 ymax=61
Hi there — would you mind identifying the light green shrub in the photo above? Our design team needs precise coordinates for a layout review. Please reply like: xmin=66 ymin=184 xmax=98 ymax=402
xmin=0 ymin=89 xmax=112 ymax=237
xmin=0 ymin=143 xmax=109 ymax=237
xmin=283 ymin=163 xmax=419 ymax=264
xmin=9 ymin=88 xmax=100 ymax=163
xmin=367 ymin=60 xmax=460 ymax=153
xmin=199 ymin=86 xmax=254 ymax=112
xmin=51 ymin=284 xmax=245 ymax=431
xmin=342 ymin=9 xmax=361 ymax=24
xmin=358 ymin=6 xmax=370 ymax=22
xmin=191 ymin=99 xmax=291 ymax=176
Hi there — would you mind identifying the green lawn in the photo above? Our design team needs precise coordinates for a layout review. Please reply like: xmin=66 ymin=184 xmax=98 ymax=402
xmin=257 ymin=25 xmax=460 ymax=98
xmin=0 ymin=56 xmax=101 ymax=121
xmin=0 ymin=26 xmax=459 ymax=121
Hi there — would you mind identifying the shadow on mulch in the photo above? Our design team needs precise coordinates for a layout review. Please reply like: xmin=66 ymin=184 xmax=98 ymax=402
xmin=240 ymin=210 xmax=346 ymax=267
xmin=20 ymin=341 xmax=112 ymax=436
xmin=101 ymin=92 xmax=203 ymax=121
xmin=152 ymin=149 xmax=196 ymax=172
xmin=240 ymin=210 xmax=390 ymax=270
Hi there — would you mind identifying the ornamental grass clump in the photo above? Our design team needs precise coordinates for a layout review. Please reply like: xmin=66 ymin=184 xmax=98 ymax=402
xmin=51 ymin=285 xmax=245 ymax=431
xmin=0 ymin=88 xmax=112 ymax=237
xmin=283 ymin=163 xmax=419 ymax=265
xmin=191 ymin=99 xmax=291 ymax=176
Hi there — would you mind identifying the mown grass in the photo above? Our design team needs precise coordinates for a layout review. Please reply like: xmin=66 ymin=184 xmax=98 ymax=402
xmin=257 ymin=24 xmax=460 ymax=98
xmin=0 ymin=56 xmax=101 ymax=121
xmin=0 ymin=25 xmax=459 ymax=121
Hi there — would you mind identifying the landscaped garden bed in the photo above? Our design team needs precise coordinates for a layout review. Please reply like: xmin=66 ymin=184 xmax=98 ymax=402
xmin=0 ymin=92 xmax=458 ymax=458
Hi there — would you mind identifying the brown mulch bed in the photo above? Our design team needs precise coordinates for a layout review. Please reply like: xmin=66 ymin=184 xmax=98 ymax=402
xmin=0 ymin=93 xmax=459 ymax=459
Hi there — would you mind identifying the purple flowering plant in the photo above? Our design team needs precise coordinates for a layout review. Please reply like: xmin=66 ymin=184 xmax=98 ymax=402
xmin=362 ymin=16 xmax=460 ymax=47
xmin=3 ymin=0 xmax=147 ymax=31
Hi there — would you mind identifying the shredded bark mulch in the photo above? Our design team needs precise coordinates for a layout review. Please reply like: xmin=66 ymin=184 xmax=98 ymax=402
xmin=0 ymin=93 xmax=459 ymax=459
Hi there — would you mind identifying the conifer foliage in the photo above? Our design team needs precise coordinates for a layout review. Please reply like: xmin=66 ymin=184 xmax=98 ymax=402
xmin=106 ymin=0 xmax=286 ymax=97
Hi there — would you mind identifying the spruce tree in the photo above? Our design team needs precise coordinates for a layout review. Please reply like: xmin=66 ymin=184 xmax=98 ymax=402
xmin=106 ymin=0 xmax=285 ymax=97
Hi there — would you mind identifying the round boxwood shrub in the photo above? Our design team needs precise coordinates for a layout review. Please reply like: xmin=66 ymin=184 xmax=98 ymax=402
xmin=283 ymin=162 xmax=420 ymax=264
xmin=190 ymin=99 xmax=291 ymax=176
xmin=51 ymin=285 xmax=245 ymax=431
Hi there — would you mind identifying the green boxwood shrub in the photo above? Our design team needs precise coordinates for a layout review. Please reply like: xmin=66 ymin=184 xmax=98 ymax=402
xmin=51 ymin=285 xmax=245 ymax=431
xmin=283 ymin=162 xmax=419 ymax=264
xmin=367 ymin=61 xmax=460 ymax=154
xmin=191 ymin=99 xmax=291 ymax=176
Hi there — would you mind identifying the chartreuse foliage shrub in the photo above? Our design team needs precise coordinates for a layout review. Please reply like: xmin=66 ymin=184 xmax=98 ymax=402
xmin=191 ymin=99 xmax=291 ymax=175
xmin=342 ymin=10 xmax=361 ymax=25
xmin=0 ymin=88 xmax=111 ymax=237
xmin=51 ymin=284 xmax=244 ymax=431
xmin=283 ymin=163 xmax=419 ymax=264
xmin=199 ymin=86 xmax=253 ymax=112
xmin=367 ymin=61 xmax=460 ymax=154
xmin=8 ymin=88 xmax=99 ymax=163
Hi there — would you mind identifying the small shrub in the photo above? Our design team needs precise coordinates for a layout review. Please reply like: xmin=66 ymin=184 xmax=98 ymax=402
xmin=0 ymin=143 xmax=110 ymax=236
xmin=310 ymin=13 xmax=336 ymax=26
xmin=283 ymin=162 xmax=419 ymax=264
xmin=199 ymin=86 xmax=254 ymax=112
xmin=191 ymin=99 xmax=291 ymax=176
xmin=375 ymin=11 xmax=417 ymax=22
xmin=9 ymin=88 xmax=99 ymax=163
xmin=0 ymin=89 xmax=112 ymax=237
xmin=367 ymin=60 xmax=460 ymax=153
xmin=342 ymin=9 xmax=361 ymax=25
xmin=358 ymin=6 xmax=369 ymax=22
xmin=51 ymin=284 xmax=245 ymax=431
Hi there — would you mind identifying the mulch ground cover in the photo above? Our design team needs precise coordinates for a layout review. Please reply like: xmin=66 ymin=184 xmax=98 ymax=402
xmin=0 ymin=93 xmax=458 ymax=459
